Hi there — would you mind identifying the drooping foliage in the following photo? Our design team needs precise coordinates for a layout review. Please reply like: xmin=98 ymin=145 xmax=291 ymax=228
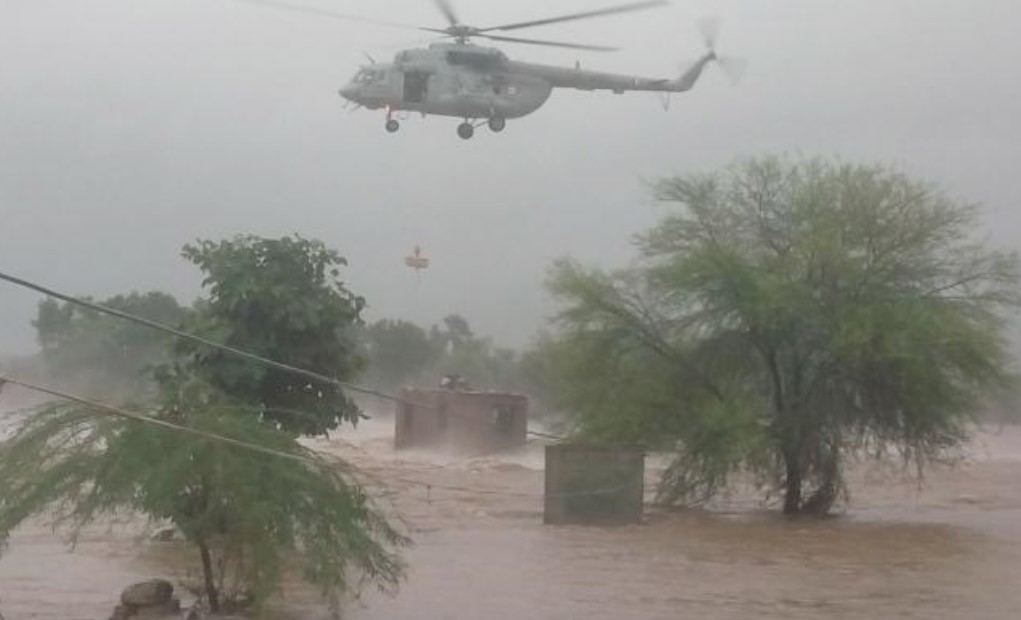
xmin=0 ymin=390 xmax=406 ymax=613
xmin=174 ymin=235 xmax=366 ymax=436
xmin=541 ymin=156 xmax=1020 ymax=514
xmin=1 ymin=235 xmax=407 ymax=614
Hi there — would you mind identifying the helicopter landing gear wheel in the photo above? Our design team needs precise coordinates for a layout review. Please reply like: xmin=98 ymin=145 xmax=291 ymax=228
xmin=488 ymin=116 xmax=506 ymax=133
xmin=457 ymin=122 xmax=475 ymax=140
xmin=385 ymin=119 xmax=400 ymax=133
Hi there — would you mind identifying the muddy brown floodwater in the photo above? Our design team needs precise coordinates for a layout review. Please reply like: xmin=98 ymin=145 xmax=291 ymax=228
xmin=1 ymin=392 xmax=1020 ymax=619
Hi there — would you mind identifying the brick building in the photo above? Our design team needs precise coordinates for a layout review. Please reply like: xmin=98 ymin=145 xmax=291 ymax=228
xmin=394 ymin=388 xmax=528 ymax=453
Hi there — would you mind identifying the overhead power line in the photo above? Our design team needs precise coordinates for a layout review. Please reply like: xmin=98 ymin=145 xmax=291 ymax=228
xmin=0 ymin=269 xmax=568 ymax=441
xmin=0 ymin=269 xmax=567 ymax=440
xmin=0 ymin=269 xmax=402 ymax=405
xmin=0 ymin=375 xmax=312 ymax=465
xmin=0 ymin=376 xmax=615 ymax=502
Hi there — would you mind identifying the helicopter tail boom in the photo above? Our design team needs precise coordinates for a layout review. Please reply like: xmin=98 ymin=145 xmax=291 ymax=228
xmin=670 ymin=51 xmax=716 ymax=92
xmin=510 ymin=54 xmax=715 ymax=95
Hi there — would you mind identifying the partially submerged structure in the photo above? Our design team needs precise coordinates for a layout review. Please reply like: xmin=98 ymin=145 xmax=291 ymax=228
xmin=544 ymin=444 xmax=645 ymax=525
xmin=394 ymin=387 xmax=528 ymax=453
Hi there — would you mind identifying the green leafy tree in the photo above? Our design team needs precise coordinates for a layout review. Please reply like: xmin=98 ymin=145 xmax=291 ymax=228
xmin=423 ymin=315 xmax=522 ymax=391
xmin=434 ymin=337 xmax=521 ymax=391
xmin=0 ymin=391 xmax=406 ymax=614
xmin=514 ymin=334 xmax=566 ymax=423
xmin=356 ymin=313 xmax=526 ymax=393
xmin=543 ymin=156 xmax=1020 ymax=514
xmin=175 ymin=235 xmax=366 ymax=436
xmin=1 ymin=235 xmax=408 ymax=614
xmin=360 ymin=319 xmax=439 ymax=391
xmin=33 ymin=292 xmax=187 ymax=398
xmin=429 ymin=314 xmax=474 ymax=352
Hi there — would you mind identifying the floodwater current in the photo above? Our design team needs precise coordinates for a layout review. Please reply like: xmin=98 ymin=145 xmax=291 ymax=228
xmin=1 ymin=388 xmax=1019 ymax=619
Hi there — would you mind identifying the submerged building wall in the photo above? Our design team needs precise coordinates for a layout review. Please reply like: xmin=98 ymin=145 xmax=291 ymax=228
xmin=544 ymin=444 xmax=645 ymax=525
xmin=395 ymin=388 xmax=528 ymax=453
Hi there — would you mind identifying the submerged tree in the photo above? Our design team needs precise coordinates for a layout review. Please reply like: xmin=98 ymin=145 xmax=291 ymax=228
xmin=543 ymin=156 xmax=1020 ymax=514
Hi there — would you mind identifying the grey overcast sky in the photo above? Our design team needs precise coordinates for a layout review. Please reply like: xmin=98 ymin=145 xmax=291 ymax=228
xmin=2 ymin=0 xmax=1020 ymax=355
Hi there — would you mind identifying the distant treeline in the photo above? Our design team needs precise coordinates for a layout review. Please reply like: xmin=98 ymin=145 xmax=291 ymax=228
xmin=12 ymin=292 xmax=558 ymax=417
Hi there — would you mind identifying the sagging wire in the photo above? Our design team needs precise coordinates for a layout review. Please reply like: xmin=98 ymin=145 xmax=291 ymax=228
xmin=2 ymin=375 xmax=634 ymax=503
xmin=0 ymin=272 xmax=620 ymax=502
xmin=0 ymin=375 xmax=315 ymax=466
xmin=0 ymin=269 xmax=567 ymax=442
xmin=0 ymin=270 xmax=413 ymax=408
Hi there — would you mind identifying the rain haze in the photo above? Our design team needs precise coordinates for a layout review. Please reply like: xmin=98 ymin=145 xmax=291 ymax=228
xmin=2 ymin=0 xmax=1020 ymax=354
xmin=5 ymin=3 xmax=1021 ymax=619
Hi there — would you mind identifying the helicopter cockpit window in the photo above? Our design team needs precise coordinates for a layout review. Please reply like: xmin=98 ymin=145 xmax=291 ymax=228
xmin=354 ymin=69 xmax=383 ymax=84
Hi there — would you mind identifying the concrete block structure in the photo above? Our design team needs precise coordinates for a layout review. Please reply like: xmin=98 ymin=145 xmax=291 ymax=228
xmin=544 ymin=444 xmax=645 ymax=525
xmin=394 ymin=388 xmax=528 ymax=453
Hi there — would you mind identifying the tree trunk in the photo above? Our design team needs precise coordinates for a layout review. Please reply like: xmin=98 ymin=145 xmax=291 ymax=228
xmin=782 ymin=450 xmax=803 ymax=515
xmin=802 ymin=484 xmax=836 ymax=515
xmin=198 ymin=539 xmax=220 ymax=613
xmin=802 ymin=452 xmax=840 ymax=515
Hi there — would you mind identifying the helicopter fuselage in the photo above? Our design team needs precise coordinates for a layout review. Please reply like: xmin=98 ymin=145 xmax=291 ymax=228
xmin=338 ymin=41 xmax=715 ymax=137
xmin=340 ymin=44 xmax=552 ymax=120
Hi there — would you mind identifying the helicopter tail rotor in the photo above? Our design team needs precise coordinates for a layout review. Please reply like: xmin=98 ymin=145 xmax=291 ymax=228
xmin=698 ymin=17 xmax=720 ymax=50
xmin=697 ymin=18 xmax=746 ymax=84
xmin=715 ymin=53 xmax=748 ymax=85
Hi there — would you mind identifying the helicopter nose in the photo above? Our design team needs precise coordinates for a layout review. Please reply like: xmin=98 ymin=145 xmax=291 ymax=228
xmin=338 ymin=85 xmax=357 ymax=101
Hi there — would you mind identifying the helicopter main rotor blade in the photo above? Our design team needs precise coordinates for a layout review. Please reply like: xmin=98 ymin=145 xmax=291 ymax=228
xmin=237 ymin=0 xmax=417 ymax=30
xmin=478 ymin=33 xmax=618 ymax=52
xmin=432 ymin=0 xmax=461 ymax=27
xmin=420 ymin=27 xmax=453 ymax=36
xmin=479 ymin=0 xmax=668 ymax=33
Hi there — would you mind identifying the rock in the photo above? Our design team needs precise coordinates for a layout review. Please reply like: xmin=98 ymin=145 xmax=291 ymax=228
xmin=110 ymin=604 xmax=136 ymax=620
xmin=121 ymin=579 xmax=175 ymax=607
xmin=134 ymin=599 xmax=181 ymax=618
xmin=110 ymin=596 xmax=180 ymax=620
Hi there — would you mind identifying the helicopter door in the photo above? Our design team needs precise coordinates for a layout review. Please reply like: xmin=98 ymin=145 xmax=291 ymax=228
xmin=403 ymin=71 xmax=429 ymax=103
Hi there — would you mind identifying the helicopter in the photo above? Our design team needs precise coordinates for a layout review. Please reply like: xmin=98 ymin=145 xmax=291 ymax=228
xmin=246 ymin=0 xmax=741 ymax=139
